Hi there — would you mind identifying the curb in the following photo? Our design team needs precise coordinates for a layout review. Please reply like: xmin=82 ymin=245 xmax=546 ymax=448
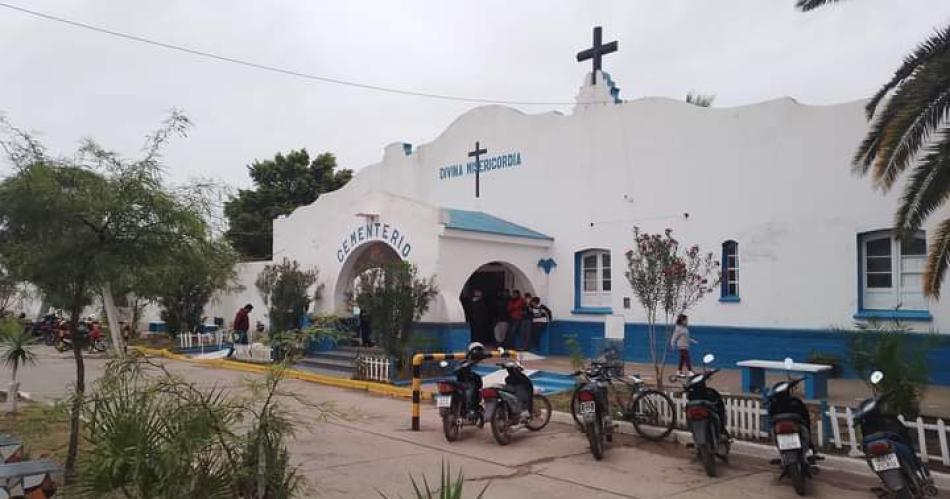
xmin=548 ymin=410 xmax=950 ymax=488
xmin=130 ymin=346 xmax=428 ymax=401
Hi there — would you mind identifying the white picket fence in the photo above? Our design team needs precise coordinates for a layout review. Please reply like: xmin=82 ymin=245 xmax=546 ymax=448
xmin=178 ymin=331 xmax=225 ymax=350
xmin=663 ymin=392 xmax=770 ymax=440
xmin=822 ymin=405 xmax=950 ymax=466
xmin=356 ymin=353 xmax=391 ymax=382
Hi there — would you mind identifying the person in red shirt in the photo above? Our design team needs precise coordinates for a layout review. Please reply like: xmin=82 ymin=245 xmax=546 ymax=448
xmin=506 ymin=290 xmax=526 ymax=348
xmin=227 ymin=304 xmax=253 ymax=358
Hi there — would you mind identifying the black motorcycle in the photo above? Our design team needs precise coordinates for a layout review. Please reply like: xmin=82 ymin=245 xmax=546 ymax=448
xmin=765 ymin=358 xmax=822 ymax=496
xmin=482 ymin=359 xmax=551 ymax=445
xmin=674 ymin=353 xmax=730 ymax=477
xmin=854 ymin=371 xmax=937 ymax=499
xmin=436 ymin=351 xmax=489 ymax=442
xmin=573 ymin=362 xmax=614 ymax=460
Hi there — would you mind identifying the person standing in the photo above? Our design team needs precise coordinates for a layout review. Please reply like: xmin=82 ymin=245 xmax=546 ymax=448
xmin=228 ymin=304 xmax=253 ymax=358
xmin=528 ymin=297 xmax=552 ymax=351
xmin=670 ymin=314 xmax=697 ymax=374
xmin=467 ymin=289 xmax=492 ymax=345
xmin=506 ymin=290 xmax=526 ymax=348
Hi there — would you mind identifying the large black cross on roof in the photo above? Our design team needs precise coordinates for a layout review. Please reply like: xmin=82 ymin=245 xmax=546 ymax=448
xmin=576 ymin=26 xmax=618 ymax=85
xmin=468 ymin=141 xmax=487 ymax=198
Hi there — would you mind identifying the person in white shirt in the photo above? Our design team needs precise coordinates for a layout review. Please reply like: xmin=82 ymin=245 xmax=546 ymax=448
xmin=669 ymin=314 xmax=698 ymax=374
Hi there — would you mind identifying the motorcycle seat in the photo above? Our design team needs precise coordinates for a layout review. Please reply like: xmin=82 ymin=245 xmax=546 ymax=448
xmin=862 ymin=431 xmax=906 ymax=445
xmin=772 ymin=413 xmax=807 ymax=425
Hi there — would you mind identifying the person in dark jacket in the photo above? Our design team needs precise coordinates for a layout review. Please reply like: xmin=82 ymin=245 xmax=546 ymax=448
xmin=227 ymin=304 xmax=253 ymax=358
xmin=528 ymin=296 xmax=552 ymax=351
xmin=467 ymin=289 xmax=493 ymax=345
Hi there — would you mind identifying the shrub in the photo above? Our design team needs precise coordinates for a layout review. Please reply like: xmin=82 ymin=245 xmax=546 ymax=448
xmin=847 ymin=321 xmax=931 ymax=416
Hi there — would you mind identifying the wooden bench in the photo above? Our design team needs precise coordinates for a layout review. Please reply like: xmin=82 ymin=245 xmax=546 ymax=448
xmin=0 ymin=459 xmax=62 ymax=498
xmin=736 ymin=360 xmax=832 ymax=399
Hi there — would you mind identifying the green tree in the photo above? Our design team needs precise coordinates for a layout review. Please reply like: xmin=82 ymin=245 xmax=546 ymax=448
xmin=796 ymin=2 xmax=950 ymax=297
xmin=255 ymin=258 xmax=323 ymax=333
xmin=225 ymin=150 xmax=352 ymax=260
xmin=354 ymin=261 xmax=438 ymax=375
xmin=0 ymin=113 xmax=212 ymax=479
xmin=142 ymin=238 xmax=241 ymax=336
xmin=0 ymin=267 xmax=19 ymax=315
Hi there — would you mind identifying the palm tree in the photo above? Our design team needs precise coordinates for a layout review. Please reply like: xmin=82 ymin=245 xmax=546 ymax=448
xmin=799 ymin=1 xmax=950 ymax=297
xmin=0 ymin=321 xmax=36 ymax=411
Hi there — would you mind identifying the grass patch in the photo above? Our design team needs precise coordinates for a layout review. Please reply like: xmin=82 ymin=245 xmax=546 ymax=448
xmin=0 ymin=402 xmax=71 ymax=463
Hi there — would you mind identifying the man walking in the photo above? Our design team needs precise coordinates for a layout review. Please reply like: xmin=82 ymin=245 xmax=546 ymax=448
xmin=228 ymin=303 xmax=253 ymax=358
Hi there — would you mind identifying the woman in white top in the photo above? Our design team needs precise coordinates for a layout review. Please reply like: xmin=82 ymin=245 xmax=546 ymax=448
xmin=669 ymin=314 xmax=698 ymax=374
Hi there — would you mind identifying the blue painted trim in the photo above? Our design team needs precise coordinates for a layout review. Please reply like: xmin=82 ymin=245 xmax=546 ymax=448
xmin=856 ymin=232 xmax=865 ymax=312
xmin=718 ymin=296 xmax=740 ymax=303
xmin=853 ymin=310 xmax=933 ymax=322
xmin=537 ymin=257 xmax=557 ymax=275
xmin=402 ymin=143 xmax=413 ymax=156
xmin=571 ymin=307 xmax=613 ymax=315
xmin=573 ymin=251 xmax=582 ymax=311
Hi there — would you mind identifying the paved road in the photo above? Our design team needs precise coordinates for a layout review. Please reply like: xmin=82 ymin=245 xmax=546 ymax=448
xmin=7 ymin=348 xmax=921 ymax=498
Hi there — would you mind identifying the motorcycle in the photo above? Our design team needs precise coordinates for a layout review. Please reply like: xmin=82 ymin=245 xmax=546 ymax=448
xmin=766 ymin=357 xmax=822 ymax=496
xmin=854 ymin=371 xmax=938 ymax=499
xmin=573 ymin=361 xmax=614 ymax=460
xmin=482 ymin=357 xmax=552 ymax=445
xmin=436 ymin=349 xmax=491 ymax=442
xmin=674 ymin=353 xmax=730 ymax=477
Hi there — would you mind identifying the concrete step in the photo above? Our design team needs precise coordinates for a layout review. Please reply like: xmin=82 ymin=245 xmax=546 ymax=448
xmin=297 ymin=356 xmax=356 ymax=373
xmin=293 ymin=363 xmax=354 ymax=378
xmin=309 ymin=350 xmax=359 ymax=361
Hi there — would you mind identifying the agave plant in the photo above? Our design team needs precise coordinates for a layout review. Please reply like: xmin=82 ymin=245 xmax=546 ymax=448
xmin=377 ymin=461 xmax=489 ymax=499
xmin=797 ymin=0 xmax=950 ymax=298
xmin=0 ymin=319 xmax=36 ymax=385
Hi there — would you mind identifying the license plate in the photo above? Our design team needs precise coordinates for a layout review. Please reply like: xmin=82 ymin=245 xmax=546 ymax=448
xmin=435 ymin=395 xmax=452 ymax=408
xmin=777 ymin=433 xmax=801 ymax=450
xmin=579 ymin=401 xmax=595 ymax=414
xmin=871 ymin=453 xmax=900 ymax=472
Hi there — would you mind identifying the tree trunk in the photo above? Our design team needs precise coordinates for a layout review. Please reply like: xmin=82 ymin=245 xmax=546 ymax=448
xmin=64 ymin=305 xmax=85 ymax=482
xmin=101 ymin=283 xmax=124 ymax=358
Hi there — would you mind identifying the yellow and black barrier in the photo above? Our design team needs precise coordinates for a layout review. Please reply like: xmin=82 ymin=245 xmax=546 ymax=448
xmin=410 ymin=349 xmax=517 ymax=431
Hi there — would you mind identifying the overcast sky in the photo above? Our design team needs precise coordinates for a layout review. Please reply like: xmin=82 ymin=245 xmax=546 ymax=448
xmin=2 ymin=0 xmax=949 ymax=190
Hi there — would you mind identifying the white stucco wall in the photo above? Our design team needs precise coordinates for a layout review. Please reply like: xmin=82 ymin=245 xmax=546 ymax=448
xmin=258 ymin=72 xmax=949 ymax=333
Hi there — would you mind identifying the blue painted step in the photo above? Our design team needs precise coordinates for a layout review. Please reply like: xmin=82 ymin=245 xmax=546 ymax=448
xmin=472 ymin=365 xmax=576 ymax=395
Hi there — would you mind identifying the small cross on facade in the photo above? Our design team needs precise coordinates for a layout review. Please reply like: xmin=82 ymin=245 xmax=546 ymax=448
xmin=576 ymin=26 xmax=618 ymax=85
xmin=468 ymin=141 xmax=487 ymax=198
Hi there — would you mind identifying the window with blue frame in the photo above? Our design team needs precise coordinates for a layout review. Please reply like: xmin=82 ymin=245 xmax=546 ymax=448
xmin=857 ymin=230 xmax=928 ymax=318
xmin=720 ymin=240 xmax=739 ymax=301
xmin=574 ymin=249 xmax=612 ymax=313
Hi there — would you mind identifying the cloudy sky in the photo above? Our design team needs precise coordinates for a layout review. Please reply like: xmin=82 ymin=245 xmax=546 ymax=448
xmin=1 ymin=0 xmax=949 ymax=190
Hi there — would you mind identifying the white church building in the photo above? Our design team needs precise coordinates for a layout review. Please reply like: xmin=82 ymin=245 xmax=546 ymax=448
xmin=209 ymin=30 xmax=950 ymax=383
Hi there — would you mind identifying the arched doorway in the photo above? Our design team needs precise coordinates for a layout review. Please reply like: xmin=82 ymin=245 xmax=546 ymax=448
xmin=333 ymin=241 xmax=402 ymax=312
xmin=459 ymin=261 xmax=536 ymax=346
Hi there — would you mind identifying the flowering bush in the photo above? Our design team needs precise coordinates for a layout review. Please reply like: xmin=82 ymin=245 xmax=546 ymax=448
xmin=625 ymin=228 xmax=719 ymax=385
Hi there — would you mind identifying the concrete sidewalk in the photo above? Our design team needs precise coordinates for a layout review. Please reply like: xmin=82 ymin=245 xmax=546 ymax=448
xmin=518 ymin=355 xmax=950 ymax=416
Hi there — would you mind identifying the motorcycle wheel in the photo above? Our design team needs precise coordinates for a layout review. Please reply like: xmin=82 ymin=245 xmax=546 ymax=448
xmin=490 ymin=405 xmax=513 ymax=446
xmin=442 ymin=403 xmax=461 ymax=442
xmin=893 ymin=489 xmax=913 ymax=499
xmin=789 ymin=463 xmax=806 ymax=496
xmin=44 ymin=333 xmax=55 ymax=346
xmin=525 ymin=394 xmax=552 ymax=431
xmin=570 ymin=386 xmax=583 ymax=428
xmin=699 ymin=445 xmax=717 ymax=477
xmin=587 ymin=418 xmax=605 ymax=460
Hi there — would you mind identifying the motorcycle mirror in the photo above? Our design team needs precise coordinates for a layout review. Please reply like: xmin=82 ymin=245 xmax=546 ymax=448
xmin=702 ymin=353 xmax=715 ymax=364
xmin=784 ymin=357 xmax=794 ymax=370
xmin=870 ymin=370 xmax=884 ymax=385
xmin=439 ymin=360 xmax=449 ymax=368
